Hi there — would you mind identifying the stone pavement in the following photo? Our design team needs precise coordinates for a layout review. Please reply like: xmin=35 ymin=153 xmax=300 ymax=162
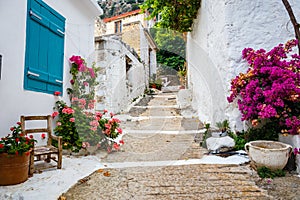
xmin=61 ymin=91 xmax=271 ymax=200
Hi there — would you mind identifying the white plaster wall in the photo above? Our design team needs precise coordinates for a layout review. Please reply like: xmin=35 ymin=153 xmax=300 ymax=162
xmin=0 ymin=1 xmax=100 ymax=137
xmin=140 ymin=24 xmax=150 ymax=86
xmin=149 ymin=50 xmax=157 ymax=77
xmin=95 ymin=38 xmax=146 ymax=113
xmin=188 ymin=0 xmax=299 ymax=130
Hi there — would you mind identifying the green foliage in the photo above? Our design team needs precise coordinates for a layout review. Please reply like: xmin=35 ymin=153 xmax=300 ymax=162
xmin=244 ymin=120 xmax=279 ymax=142
xmin=141 ymin=0 xmax=201 ymax=33
xmin=150 ymin=27 xmax=186 ymax=71
xmin=53 ymin=101 xmax=82 ymax=152
xmin=257 ymin=166 xmax=286 ymax=179
xmin=201 ymin=123 xmax=210 ymax=148
xmin=228 ymin=131 xmax=247 ymax=151
xmin=216 ymin=119 xmax=230 ymax=133
xmin=149 ymin=79 xmax=162 ymax=90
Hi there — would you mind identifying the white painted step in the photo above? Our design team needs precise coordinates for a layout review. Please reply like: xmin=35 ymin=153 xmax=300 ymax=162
xmin=123 ymin=129 xmax=206 ymax=135
xmin=133 ymin=105 xmax=179 ymax=109
xmin=102 ymin=156 xmax=249 ymax=169
xmin=149 ymin=94 xmax=177 ymax=99
xmin=127 ymin=115 xmax=198 ymax=121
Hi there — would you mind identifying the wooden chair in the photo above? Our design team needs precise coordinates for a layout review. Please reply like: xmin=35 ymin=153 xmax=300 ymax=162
xmin=20 ymin=115 xmax=62 ymax=175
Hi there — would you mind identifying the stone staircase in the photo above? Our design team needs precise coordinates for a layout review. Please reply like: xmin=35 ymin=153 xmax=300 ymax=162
xmin=63 ymin=90 xmax=272 ymax=200
xmin=121 ymin=92 xmax=203 ymax=133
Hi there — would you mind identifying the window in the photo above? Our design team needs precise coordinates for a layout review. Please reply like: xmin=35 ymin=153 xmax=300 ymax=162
xmin=114 ymin=21 xmax=122 ymax=33
xmin=24 ymin=0 xmax=65 ymax=94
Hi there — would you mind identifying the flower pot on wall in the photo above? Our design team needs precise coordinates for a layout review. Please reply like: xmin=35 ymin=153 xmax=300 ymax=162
xmin=0 ymin=152 xmax=30 ymax=185
xmin=245 ymin=140 xmax=292 ymax=170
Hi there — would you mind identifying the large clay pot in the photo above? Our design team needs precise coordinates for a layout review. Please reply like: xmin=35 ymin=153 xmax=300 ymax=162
xmin=245 ymin=140 xmax=292 ymax=170
xmin=0 ymin=152 xmax=30 ymax=185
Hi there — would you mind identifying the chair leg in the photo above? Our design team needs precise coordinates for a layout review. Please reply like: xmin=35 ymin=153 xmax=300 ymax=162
xmin=29 ymin=150 xmax=34 ymax=175
xmin=57 ymin=152 xmax=62 ymax=169
xmin=45 ymin=154 xmax=51 ymax=163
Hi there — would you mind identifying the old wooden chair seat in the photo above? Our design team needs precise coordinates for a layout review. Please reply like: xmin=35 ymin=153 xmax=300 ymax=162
xmin=20 ymin=115 xmax=62 ymax=175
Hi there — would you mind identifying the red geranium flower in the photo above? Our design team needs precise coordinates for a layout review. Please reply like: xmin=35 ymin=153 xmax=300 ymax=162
xmin=41 ymin=133 xmax=46 ymax=139
xmin=54 ymin=91 xmax=61 ymax=96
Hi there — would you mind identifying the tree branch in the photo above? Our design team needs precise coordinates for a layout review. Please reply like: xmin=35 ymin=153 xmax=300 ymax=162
xmin=282 ymin=0 xmax=300 ymax=54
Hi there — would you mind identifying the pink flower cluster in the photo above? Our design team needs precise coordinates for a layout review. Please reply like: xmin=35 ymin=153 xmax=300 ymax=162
xmin=69 ymin=55 xmax=96 ymax=78
xmin=62 ymin=107 xmax=75 ymax=114
xmin=72 ymin=97 xmax=96 ymax=110
xmin=228 ymin=40 xmax=300 ymax=134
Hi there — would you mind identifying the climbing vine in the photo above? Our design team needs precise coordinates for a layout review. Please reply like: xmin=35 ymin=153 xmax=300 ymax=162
xmin=141 ymin=0 xmax=201 ymax=33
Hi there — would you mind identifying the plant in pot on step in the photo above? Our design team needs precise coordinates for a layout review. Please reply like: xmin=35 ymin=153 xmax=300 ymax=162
xmin=0 ymin=122 xmax=36 ymax=185
xmin=228 ymin=39 xmax=299 ymax=171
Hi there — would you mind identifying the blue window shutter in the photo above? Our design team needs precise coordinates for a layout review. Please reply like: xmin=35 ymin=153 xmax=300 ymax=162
xmin=24 ymin=0 xmax=65 ymax=94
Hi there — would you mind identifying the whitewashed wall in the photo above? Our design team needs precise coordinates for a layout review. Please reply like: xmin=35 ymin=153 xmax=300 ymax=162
xmin=95 ymin=38 xmax=146 ymax=113
xmin=0 ymin=0 xmax=101 ymax=136
xmin=187 ymin=0 xmax=300 ymax=130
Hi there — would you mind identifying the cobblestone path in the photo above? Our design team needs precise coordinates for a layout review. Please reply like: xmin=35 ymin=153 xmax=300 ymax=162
xmin=61 ymin=92 xmax=271 ymax=200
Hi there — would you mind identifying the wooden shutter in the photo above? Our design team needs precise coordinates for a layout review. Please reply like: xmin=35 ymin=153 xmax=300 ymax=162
xmin=24 ymin=0 xmax=65 ymax=94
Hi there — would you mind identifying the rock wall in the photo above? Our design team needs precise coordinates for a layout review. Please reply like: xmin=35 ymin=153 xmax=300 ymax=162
xmin=187 ymin=0 xmax=300 ymax=130
xmin=95 ymin=37 xmax=146 ymax=113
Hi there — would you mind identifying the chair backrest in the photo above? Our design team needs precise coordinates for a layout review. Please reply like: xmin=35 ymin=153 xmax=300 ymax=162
xmin=20 ymin=115 xmax=52 ymax=146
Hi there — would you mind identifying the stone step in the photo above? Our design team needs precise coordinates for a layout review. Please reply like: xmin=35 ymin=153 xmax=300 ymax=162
xmin=128 ymin=106 xmax=180 ymax=117
xmin=149 ymin=94 xmax=177 ymax=99
xmin=121 ymin=117 xmax=202 ymax=131
xmin=127 ymin=115 xmax=198 ymax=121
xmin=63 ymin=164 xmax=270 ymax=200
xmin=132 ymin=105 xmax=179 ymax=109
xmin=123 ymin=130 xmax=205 ymax=134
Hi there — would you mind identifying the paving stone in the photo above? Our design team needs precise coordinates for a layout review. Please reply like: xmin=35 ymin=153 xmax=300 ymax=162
xmin=62 ymin=91 xmax=271 ymax=200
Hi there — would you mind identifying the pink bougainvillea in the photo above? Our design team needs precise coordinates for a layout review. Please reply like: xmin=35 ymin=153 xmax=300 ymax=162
xmin=228 ymin=40 xmax=300 ymax=135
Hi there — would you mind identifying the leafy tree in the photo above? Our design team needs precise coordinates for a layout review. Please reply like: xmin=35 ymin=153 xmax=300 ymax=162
xmin=150 ymin=27 xmax=186 ymax=71
xmin=141 ymin=0 xmax=201 ymax=33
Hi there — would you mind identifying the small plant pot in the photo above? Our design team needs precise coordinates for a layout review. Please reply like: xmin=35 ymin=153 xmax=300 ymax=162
xmin=245 ymin=140 xmax=292 ymax=170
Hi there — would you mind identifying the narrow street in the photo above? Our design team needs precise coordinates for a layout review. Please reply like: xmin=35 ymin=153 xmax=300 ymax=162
xmin=62 ymin=91 xmax=271 ymax=200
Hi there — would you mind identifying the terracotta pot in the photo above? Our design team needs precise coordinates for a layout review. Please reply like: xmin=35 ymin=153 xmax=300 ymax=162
xmin=0 ymin=152 xmax=30 ymax=185
xmin=245 ymin=140 xmax=292 ymax=170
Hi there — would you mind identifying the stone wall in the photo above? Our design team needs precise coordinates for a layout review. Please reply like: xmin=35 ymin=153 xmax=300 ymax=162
xmin=95 ymin=37 xmax=146 ymax=113
xmin=187 ymin=0 xmax=300 ymax=130
xmin=122 ymin=22 xmax=142 ymax=55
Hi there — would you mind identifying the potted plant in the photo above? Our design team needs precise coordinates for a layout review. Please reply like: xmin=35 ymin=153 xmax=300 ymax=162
xmin=0 ymin=122 xmax=36 ymax=185
xmin=228 ymin=39 xmax=300 ymax=170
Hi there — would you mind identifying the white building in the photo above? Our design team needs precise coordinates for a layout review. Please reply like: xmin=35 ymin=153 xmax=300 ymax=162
xmin=96 ymin=9 xmax=157 ymax=79
xmin=0 ymin=0 xmax=102 ymax=137
xmin=95 ymin=37 xmax=147 ymax=113
xmin=187 ymin=0 xmax=300 ymax=130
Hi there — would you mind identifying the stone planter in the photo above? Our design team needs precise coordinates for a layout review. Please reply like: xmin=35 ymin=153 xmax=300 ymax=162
xmin=279 ymin=134 xmax=300 ymax=174
xmin=245 ymin=140 xmax=292 ymax=170
xmin=0 ymin=152 xmax=30 ymax=185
